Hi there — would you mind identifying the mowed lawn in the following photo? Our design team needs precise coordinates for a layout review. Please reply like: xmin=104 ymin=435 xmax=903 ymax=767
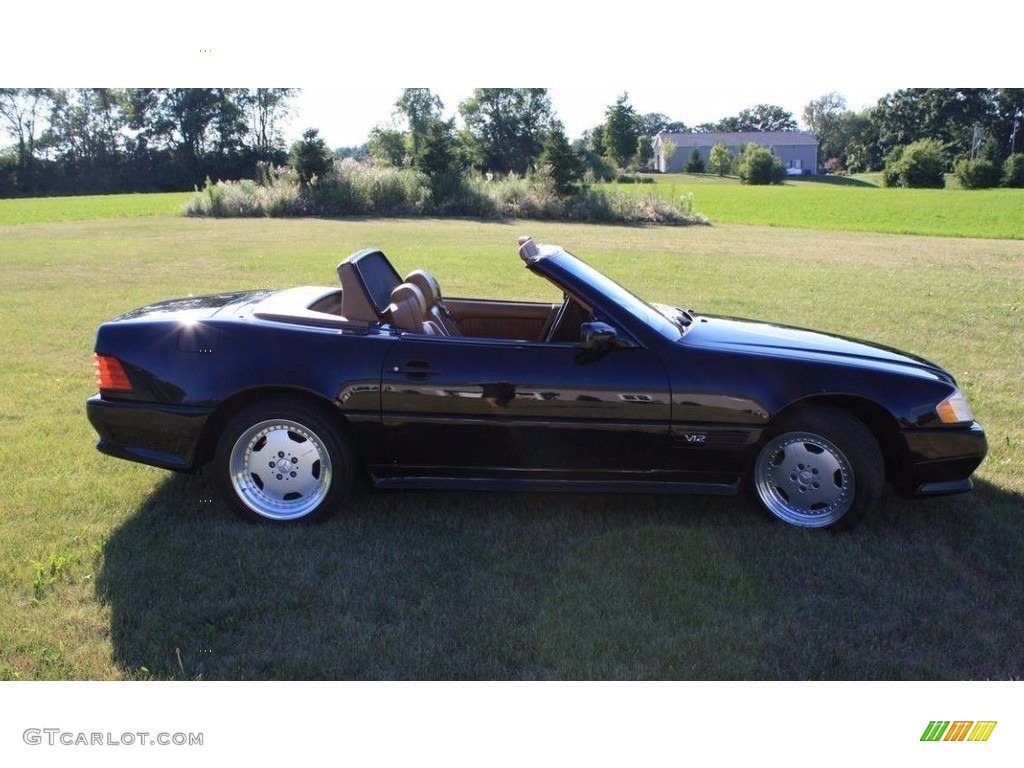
xmin=1 ymin=202 xmax=1022 ymax=680
xmin=0 ymin=191 xmax=191 ymax=225
xmin=607 ymin=173 xmax=1024 ymax=240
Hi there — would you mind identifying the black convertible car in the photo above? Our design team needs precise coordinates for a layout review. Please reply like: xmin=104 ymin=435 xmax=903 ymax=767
xmin=87 ymin=237 xmax=986 ymax=529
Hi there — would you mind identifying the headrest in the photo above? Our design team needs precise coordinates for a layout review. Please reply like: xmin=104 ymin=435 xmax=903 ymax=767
xmin=388 ymin=282 xmax=427 ymax=332
xmin=405 ymin=269 xmax=441 ymax=306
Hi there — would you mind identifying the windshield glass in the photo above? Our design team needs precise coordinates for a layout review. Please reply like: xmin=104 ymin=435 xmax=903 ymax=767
xmin=557 ymin=252 xmax=683 ymax=340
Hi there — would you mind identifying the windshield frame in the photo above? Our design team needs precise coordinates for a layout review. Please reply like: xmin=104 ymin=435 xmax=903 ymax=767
xmin=528 ymin=246 xmax=683 ymax=342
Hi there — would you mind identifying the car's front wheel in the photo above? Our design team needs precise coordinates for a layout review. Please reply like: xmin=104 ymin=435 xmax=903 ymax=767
xmin=753 ymin=406 xmax=883 ymax=529
xmin=215 ymin=399 xmax=352 ymax=524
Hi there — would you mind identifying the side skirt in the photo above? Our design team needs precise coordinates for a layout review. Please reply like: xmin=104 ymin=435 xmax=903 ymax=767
xmin=369 ymin=473 xmax=740 ymax=496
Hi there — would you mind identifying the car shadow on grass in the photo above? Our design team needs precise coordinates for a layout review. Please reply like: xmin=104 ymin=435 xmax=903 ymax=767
xmin=96 ymin=474 xmax=1023 ymax=680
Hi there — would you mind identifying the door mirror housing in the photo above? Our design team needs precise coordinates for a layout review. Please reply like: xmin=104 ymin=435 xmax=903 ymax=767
xmin=580 ymin=321 xmax=634 ymax=351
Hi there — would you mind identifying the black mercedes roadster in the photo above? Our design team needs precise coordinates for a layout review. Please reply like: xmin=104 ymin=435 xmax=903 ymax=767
xmin=87 ymin=236 xmax=986 ymax=529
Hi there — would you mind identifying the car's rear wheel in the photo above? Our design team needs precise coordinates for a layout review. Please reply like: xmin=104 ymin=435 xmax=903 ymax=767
xmin=753 ymin=406 xmax=883 ymax=529
xmin=215 ymin=399 xmax=351 ymax=524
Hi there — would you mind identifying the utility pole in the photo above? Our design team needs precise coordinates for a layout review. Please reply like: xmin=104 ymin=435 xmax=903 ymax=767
xmin=970 ymin=124 xmax=984 ymax=161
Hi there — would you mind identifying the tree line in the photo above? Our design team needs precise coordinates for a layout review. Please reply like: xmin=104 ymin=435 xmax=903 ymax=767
xmin=803 ymin=88 xmax=1023 ymax=175
xmin=361 ymin=89 xmax=803 ymax=186
xmin=0 ymin=88 xmax=295 ymax=196
xmin=2 ymin=87 xmax=1022 ymax=198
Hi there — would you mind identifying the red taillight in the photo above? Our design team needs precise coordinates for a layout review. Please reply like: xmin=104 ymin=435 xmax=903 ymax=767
xmin=94 ymin=354 xmax=133 ymax=392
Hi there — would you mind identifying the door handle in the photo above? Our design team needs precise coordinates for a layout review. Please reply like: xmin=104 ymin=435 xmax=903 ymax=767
xmin=393 ymin=360 xmax=440 ymax=377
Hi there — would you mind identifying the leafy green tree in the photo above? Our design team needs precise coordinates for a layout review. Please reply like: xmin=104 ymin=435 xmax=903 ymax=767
xmin=149 ymin=88 xmax=219 ymax=156
xmin=872 ymin=89 xmax=993 ymax=164
xmin=882 ymin=138 xmax=946 ymax=188
xmin=582 ymin=124 xmax=607 ymax=157
xmin=540 ymin=122 xmax=586 ymax=197
xmin=714 ymin=116 xmax=743 ymax=132
xmin=636 ymin=135 xmax=654 ymax=169
xmin=289 ymin=128 xmax=332 ymax=186
xmin=684 ymin=146 xmax=705 ymax=173
xmin=2 ymin=87 xmax=299 ymax=195
xmin=803 ymin=92 xmax=849 ymax=171
xmin=367 ymin=125 xmax=407 ymax=166
xmin=660 ymin=139 xmax=677 ymax=171
xmin=41 ymin=89 xmax=131 ymax=191
xmin=394 ymin=88 xmax=444 ymax=165
xmin=1003 ymin=154 xmax=1024 ymax=187
xmin=954 ymin=157 xmax=1000 ymax=189
xmin=335 ymin=144 xmax=369 ymax=161
xmin=604 ymin=92 xmax=640 ymax=167
xmin=44 ymin=89 xmax=127 ymax=162
xmin=240 ymin=88 xmax=296 ymax=156
xmin=736 ymin=104 xmax=798 ymax=132
xmin=0 ymin=88 xmax=52 ymax=184
xmin=458 ymin=88 xmax=553 ymax=175
xmin=638 ymin=113 xmax=688 ymax=136
xmin=991 ymin=89 xmax=1024 ymax=158
xmin=696 ymin=105 xmax=798 ymax=134
xmin=709 ymin=142 xmax=732 ymax=176
xmin=417 ymin=117 xmax=466 ymax=206
xmin=840 ymin=109 xmax=882 ymax=172
xmin=737 ymin=143 xmax=785 ymax=184
xmin=126 ymin=88 xmax=249 ymax=164
xmin=417 ymin=118 xmax=462 ymax=176
xmin=574 ymin=136 xmax=615 ymax=181
xmin=209 ymin=90 xmax=248 ymax=155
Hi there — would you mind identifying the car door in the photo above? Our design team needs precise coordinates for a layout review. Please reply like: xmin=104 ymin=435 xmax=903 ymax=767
xmin=374 ymin=331 xmax=672 ymax=480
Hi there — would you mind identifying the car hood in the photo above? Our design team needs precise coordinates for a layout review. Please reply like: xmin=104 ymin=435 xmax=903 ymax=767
xmin=685 ymin=315 xmax=954 ymax=382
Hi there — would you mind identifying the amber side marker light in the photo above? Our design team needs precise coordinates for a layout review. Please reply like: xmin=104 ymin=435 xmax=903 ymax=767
xmin=94 ymin=354 xmax=133 ymax=392
xmin=936 ymin=390 xmax=974 ymax=425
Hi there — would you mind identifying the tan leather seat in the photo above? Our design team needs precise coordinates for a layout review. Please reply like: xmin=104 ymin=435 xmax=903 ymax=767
xmin=387 ymin=283 xmax=445 ymax=335
xmin=405 ymin=269 xmax=462 ymax=336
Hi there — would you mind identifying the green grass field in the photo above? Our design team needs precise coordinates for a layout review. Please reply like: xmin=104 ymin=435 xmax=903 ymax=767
xmin=1 ymin=195 xmax=1022 ymax=680
xmin=0 ymin=192 xmax=191 ymax=225
xmin=606 ymin=173 xmax=1024 ymax=239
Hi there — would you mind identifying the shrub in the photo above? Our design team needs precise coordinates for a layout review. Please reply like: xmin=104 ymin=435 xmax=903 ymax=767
xmin=883 ymin=139 xmax=946 ymax=189
xmin=185 ymin=167 xmax=304 ymax=218
xmin=539 ymin=127 xmax=586 ymax=198
xmin=289 ymin=129 xmax=333 ymax=187
xmin=309 ymin=159 xmax=430 ymax=216
xmin=614 ymin=173 xmax=654 ymax=184
xmin=709 ymin=143 xmax=732 ymax=176
xmin=823 ymin=157 xmax=844 ymax=174
xmin=737 ymin=144 xmax=785 ymax=185
xmin=428 ymin=171 xmax=495 ymax=216
xmin=186 ymin=161 xmax=708 ymax=225
xmin=1003 ymin=154 xmax=1024 ymax=188
xmin=954 ymin=158 xmax=1001 ymax=189
xmin=567 ymin=189 xmax=705 ymax=224
xmin=684 ymin=147 xmax=706 ymax=173
xmin=881 ymin=147 xmax=903 ymax=188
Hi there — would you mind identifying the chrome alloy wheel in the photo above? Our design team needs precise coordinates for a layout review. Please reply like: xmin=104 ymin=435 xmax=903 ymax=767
xmin=228 ymin=418 xmax=333 ymax=521
xmin=754 ymin=431 xmax=855 ymax=528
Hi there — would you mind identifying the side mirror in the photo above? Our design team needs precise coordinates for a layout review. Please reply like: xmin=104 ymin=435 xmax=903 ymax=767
xmin=580 ymin=321 xmax=632 ymax=351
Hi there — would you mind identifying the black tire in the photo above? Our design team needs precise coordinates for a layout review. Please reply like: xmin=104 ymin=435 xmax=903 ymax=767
xmin=752 ymin=405 xmax=883 ymax=530
xmin=214 ymin=398 xmax=352 ymax=524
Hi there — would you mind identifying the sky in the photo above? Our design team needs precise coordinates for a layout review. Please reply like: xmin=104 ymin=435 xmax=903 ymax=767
xmin=3 ymin=1 xmax=1014 ymax=151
